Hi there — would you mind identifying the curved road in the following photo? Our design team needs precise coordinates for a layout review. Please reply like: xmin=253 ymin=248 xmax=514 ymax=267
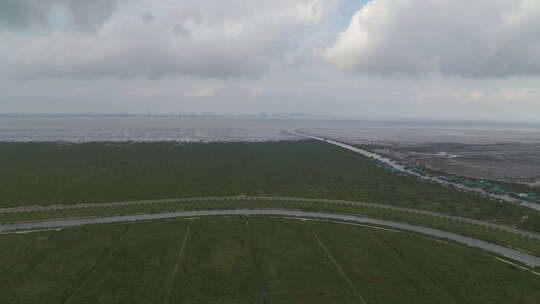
xmin=3 ymin=195 xmax=540 ymax=240
xmin=1 ymin=209 xmax=540 ymax=267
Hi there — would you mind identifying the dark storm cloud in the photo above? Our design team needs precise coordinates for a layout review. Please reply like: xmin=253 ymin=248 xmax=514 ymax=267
xmin=0 ymin=0 xmax=339 ymax=79
xmin=0 ymin=0 xmax=119 ymax=31
xmin=0 ymin=0 xmax=46 ymax=28
xmin=67 ymin=0 xmax=119 ymax=30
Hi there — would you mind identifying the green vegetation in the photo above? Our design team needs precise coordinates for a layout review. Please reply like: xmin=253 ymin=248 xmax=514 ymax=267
xmin=1 ymin=141 xmax=539 ymax=228
xmin=3 ymin=199 xmax=540 ymax=257
xmin=404 ymin=160 xmax=539 ymax=202
xmin=1 ymin=217 xmax=539 ymax=303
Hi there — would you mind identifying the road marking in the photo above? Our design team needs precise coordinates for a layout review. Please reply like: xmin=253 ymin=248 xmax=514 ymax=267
xmin=495 ymin=257 xmax=540 ymax=277
xmin=0 ymin=228 xmax=61 ymax=235
xmin=312 ymin=230 xmax=368 ymax=304
xmin=283 ymin=217 xmax=402 ymax=233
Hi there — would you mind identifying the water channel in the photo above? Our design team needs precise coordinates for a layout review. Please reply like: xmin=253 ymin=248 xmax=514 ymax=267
xmin=288 ymin=129 xmax=540 ymax=211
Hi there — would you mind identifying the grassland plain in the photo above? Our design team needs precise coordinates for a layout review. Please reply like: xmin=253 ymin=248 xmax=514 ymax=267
xmin=1 ymin=217 xmax=540 ymax=303
xmin=3 ymin=199 xmax=540 ymax=257
xmin=2 ymin=141 xmax=540 ymax=230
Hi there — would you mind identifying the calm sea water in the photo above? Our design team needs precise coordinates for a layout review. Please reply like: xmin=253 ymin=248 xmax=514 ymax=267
xmin=1 ymin=116 xmax=540 ymax=144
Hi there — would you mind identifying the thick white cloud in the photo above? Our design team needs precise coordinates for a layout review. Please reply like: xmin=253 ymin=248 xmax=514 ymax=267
xmin=0 ymin=0 xmax=341 ymax=79
xmin=326 ymin=0 xmax=540 ymax=77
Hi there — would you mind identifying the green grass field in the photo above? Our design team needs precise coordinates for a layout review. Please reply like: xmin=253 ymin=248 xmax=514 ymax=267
xmin=1 ymin=217 xmax=539 ymax=304
xmin=2 ymin=141 xmax=540 ymax=231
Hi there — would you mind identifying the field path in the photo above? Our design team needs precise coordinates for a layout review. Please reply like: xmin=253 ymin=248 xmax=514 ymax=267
xmin=61 ymin=224 xmax=131 ymax=304
xmin=164 ymin=225 xmax=191 ymax=303
xmin=311 ymin=229 xmax=368 ymax=304
xmin=245 ymin=217 xmax=269 ymax=304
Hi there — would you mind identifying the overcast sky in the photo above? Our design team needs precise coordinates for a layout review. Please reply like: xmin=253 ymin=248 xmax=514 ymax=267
xmin=1 ymin=0 xmax=540 ymax=121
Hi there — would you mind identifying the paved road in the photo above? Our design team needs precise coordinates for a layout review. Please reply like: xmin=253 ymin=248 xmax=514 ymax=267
xmin=3 ymin=195 xmax=540 ymax=240
xmin=1 ymin=209 xmax=540 ymax=267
